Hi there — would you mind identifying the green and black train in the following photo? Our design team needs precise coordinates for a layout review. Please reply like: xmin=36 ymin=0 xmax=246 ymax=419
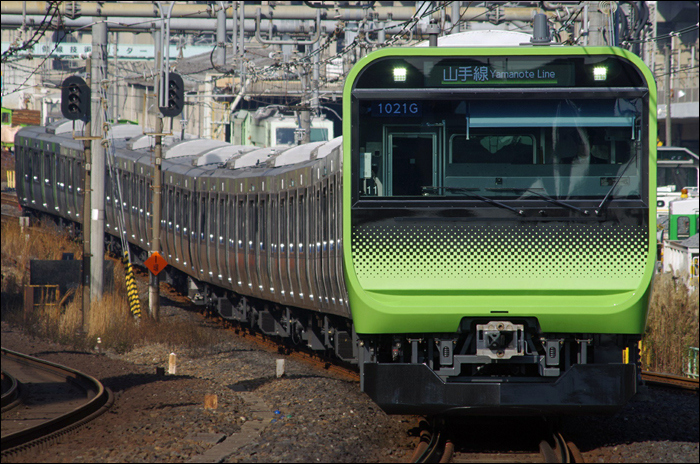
xmin=15 ymin=44 xmax=656 ymax=416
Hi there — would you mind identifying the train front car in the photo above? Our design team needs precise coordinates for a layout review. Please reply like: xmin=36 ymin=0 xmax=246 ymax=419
xmin=342 ymin=47 xmax=657 ymax=416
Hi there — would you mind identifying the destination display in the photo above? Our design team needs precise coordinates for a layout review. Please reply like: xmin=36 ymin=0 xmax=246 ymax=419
xmin=425 ymin=61 xmax=575 ymax=87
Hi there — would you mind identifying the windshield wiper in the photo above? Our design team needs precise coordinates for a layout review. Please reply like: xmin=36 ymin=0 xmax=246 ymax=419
xmin=596 ymin=150 xmax=639 ymax=215
xmin=422 ymin=186 xmax=524 ymax=216
xmin=486 ymin=188 xmax=590 ymax=215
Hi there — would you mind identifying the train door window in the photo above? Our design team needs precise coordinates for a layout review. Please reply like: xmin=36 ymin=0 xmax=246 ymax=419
xmin=299 ymin=194 xmax=305 ymax=253
xmin=165 ymin=189 xmax=175 ymax=230
xmin=248 ymin=199 xmax=257 ymax=250
xmin=183 ymin=193 xmax=189 ymax=234
xmin=229 ymin=200 xmax=235 ymax=249
xmin=140 ymin=180 xmax=146 ymax=217
xmin=209 ymin=198 xmax=216 ymax=243
xmin=260 ymin=198 xmax=266 ymax=251
xmin=105 ymin=171 xmax=111 ymax=204
xmin=32 ymin=151 xmax=40 ymax=183
xmin=678 ymin=216 xmax=691 ymax=239
xmin=271 ymin=199 xmax=277 ymax=251
xmin=280 ymin=198 xmax=287 ymax=253
xmin=289 ymin=195 xmax=295 ymax=253
xmin=43 ymin=154 xmax=51 ymax=187
xmin=219 ymin=198 xmax=226 ymax=245
xmin=329 ymin=185 xmax=334 ymax=247
xmin=122 ymin=173 xmax=129 ymax=212
xmin=200 ymin=197 xmax=206 ymax=240
xmin=175 ymin=191 xmax=181 ymax=232
xmin=238 ymin=199 xmax=245 ymax=249
xmin=322 ymin=187 xmax=328 ymax=245
xmin=59 ymin=159 xmax=65 ymax=191
xmin=69 ymin=161 xmax=75 ymax=194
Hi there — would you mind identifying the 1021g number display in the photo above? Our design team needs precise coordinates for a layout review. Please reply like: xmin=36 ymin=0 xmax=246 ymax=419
xmin=371 ymin=101 xmax=422 ymax=117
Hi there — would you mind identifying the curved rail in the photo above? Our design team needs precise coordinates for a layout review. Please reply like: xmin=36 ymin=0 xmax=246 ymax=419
xmin=642 ymin=371 xmax=699 ymax=392
xmin=1 ymin=370 xmax=20 ymax=412
xmin=0 ymin=348 xmax=113 ymax=456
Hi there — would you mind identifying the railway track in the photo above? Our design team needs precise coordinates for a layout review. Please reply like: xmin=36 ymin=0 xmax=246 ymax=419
xmin=642 ymin=371 xmax=699 ymax=392
xmin=0 ymin=348 xmax=113 ymax=457
xmin=409 ymin=417 xmax=584 ymax=463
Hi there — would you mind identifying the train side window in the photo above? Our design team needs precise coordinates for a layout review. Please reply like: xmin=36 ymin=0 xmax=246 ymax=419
xmin=678 ymin=216 xmax=690 ymax=239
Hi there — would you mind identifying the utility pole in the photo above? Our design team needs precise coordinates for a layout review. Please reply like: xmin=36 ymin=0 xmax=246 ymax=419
xmin=586 ymin=1 xmax=607 ymax=46
xmin=82 ymin=58 xmax=92 ymax=331
xmin=90 ymin=21 xmax=107 ymax=301
xmin=150 ymin=25 xmax=163 ymax=322
xmin=664 ymin=44 xmax=672 ymax=146
xmin=300 ymin=61 xmax=311 ymax=144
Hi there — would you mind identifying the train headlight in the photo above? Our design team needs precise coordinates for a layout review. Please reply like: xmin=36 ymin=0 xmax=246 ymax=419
xmin=393 ymin=67 xmax=407 ymax=82
xmin=593 ymin=66 xmax=607 ymax=81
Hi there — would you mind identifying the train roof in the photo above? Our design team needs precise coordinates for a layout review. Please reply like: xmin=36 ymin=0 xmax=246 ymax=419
xmin=20 ymin=120 xmax=343 ymax=183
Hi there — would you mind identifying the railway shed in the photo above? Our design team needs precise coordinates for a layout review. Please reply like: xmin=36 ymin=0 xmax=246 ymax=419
xmin=663 ymin=233 xmax=699 ymax=282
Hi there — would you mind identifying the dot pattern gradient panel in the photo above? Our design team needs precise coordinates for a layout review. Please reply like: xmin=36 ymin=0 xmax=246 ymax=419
xmin=351 ymin=224 xmax=648 ymax=290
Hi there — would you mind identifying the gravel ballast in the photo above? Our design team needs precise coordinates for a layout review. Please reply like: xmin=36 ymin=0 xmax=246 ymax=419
xmin=1 ymin=303 xmax=698 ymax=463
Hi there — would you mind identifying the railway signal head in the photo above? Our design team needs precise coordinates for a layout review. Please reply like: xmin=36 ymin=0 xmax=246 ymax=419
xmin=60 ymin=76 xmax=91 ymax=121
xmin=159 ymin=72 xmax=184 ymax=117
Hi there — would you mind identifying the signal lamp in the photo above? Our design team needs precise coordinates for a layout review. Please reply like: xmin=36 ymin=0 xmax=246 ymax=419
xmin=60 ymin=75 xmax=90 ymax=121
xmin=159 ymin=72 xmax=184 ymax=117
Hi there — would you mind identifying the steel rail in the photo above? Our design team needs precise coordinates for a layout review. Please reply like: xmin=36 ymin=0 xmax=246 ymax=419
xmin=642 ymin=371 xmax=699 ymax=392
xmin=0 ymin=348 xmax=113 ymax=456
xmin=0 ymin=370 xmax=20 ymax=412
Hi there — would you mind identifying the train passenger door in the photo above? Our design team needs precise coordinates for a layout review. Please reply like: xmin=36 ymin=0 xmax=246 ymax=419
xmin=384 ymin=128 xmax=441 ymax=196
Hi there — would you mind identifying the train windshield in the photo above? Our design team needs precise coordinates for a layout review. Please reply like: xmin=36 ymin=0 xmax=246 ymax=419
xmin=355 ymin=97 xmax=643 ymax=201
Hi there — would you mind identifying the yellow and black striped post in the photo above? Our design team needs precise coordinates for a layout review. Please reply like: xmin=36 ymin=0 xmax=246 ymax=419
xmin=122 ymin=251 xmax=141 ymax=318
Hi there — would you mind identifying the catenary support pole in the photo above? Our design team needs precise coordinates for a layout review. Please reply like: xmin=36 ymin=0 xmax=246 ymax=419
xmin=90 ymin=21 xmax=107 ymax=301
xmin=82 ymin=57 xmax=92 ymax=331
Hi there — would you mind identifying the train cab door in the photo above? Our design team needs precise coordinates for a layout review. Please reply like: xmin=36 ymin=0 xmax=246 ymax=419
xmin=384 ymin=128 xmax=442 ymax=196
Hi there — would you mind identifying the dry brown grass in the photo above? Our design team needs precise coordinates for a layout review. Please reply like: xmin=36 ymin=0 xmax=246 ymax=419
xmin=1 ymin=217 xmax=220 ymax=356
xmin=642 ymin=273 xmax=699 ymax=376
